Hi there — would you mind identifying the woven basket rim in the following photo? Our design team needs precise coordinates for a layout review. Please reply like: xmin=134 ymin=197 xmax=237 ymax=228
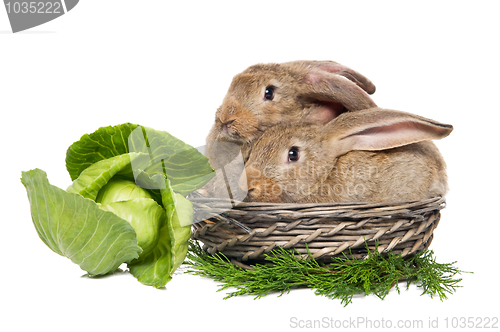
xmin=189 ymin=191 xmax=445 ymax=209
xmin=189 ymin=191 xmax=445 ymax=261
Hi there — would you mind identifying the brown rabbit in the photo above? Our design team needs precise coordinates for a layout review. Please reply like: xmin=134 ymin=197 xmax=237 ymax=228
xmin=240 ymin=107 xmax=453 ymax=203
xmin=206 ymin=60 xmax=378 ymax=167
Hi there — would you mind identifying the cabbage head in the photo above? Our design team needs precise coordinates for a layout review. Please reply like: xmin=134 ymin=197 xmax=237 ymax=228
xmin=21 ymin=123 xmax=214 ymax=288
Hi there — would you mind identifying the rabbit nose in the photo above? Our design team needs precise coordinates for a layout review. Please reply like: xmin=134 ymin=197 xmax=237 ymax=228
xmin=240 ymin=168 xmax=262 ymax=200
xmin=246 ymin=187 xmax=257 ymax=199
xmin=221 ymin=120 xmax=235 ymax=133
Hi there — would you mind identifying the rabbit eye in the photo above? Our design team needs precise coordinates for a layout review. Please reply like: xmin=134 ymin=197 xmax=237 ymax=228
xmin=264 ymin=85 xmax=275 ymax=101
xmin=288 ymin=146 xmax=300 ymax=162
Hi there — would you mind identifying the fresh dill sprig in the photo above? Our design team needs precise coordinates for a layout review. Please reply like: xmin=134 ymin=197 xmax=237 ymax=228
xmin=185 ymin=241 xmax=470 ymax=306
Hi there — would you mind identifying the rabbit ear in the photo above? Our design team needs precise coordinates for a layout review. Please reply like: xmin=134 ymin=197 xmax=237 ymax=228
xmin=289 ymin=60 xmax=376 ymax=94
xmin=326 ymin=108 xmax=453 ymax=158
xmin=309 ymin=61 xmax=376 ymax=95
xmin=296 ymin=62 xmax=378 ymax=124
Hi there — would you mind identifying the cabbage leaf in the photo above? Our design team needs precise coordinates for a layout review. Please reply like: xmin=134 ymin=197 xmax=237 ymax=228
xmin=65 ymin=123 xmax=214 ymax=195
xmin=66 ymin=152 xmax=146 ymax=200
xmin=21 ymin=169 xmax=142 ymax=275
xmin=128 ymin=177 xmax=193 ymax=288
xmin=161 ymin=179 xmax=193 ymax=274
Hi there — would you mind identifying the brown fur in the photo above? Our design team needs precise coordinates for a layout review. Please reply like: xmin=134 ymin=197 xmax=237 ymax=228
xmin=240 ymin=108 xmax=453 ymax=203
xmin=206 ymin=60 xmax=377 ymax=166
xmin=204 ymin=60 xmax=378 ymax=198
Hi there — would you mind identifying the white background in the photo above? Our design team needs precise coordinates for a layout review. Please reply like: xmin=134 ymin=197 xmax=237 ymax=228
xmin=2 ymin=1 xmax=499 ymax=331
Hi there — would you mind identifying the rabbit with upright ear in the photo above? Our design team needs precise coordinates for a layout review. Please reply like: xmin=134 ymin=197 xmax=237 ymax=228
xmin=240 ymin=107 xmax=453 ymax=203
xmin=206 ymin=60 xmax=378 ymax=167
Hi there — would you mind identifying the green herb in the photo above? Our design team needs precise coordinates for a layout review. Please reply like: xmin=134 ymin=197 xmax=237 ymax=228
xmin=185 ymin=241 xmax=469 ymax=306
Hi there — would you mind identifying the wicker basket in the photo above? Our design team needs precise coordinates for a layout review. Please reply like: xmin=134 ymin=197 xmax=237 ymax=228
xmin=188 ymin=191 xmax=445 ymax=262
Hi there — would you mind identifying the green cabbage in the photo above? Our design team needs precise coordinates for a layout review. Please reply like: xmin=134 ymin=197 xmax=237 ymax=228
xmin=21 ymin=123 xmax=214 ymax=288
xmin=96 ymin=178 xmax=154 ymax=203
xmin=21 ymin=169 xmax=142 ymax=276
